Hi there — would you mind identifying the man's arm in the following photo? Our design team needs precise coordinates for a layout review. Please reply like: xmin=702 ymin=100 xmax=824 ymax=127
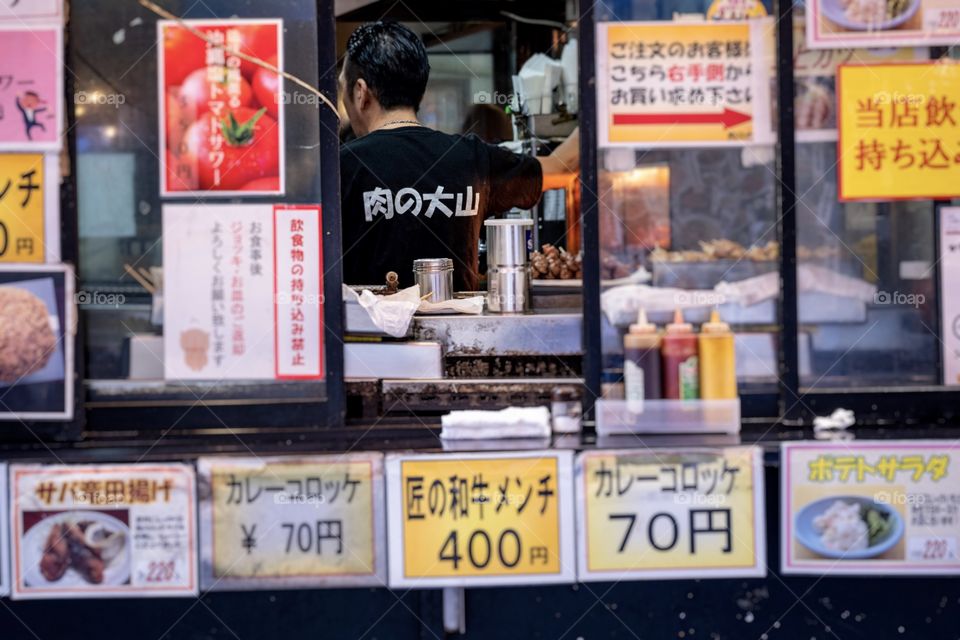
xmin=537 ymin=127 xmax=579 ymax=192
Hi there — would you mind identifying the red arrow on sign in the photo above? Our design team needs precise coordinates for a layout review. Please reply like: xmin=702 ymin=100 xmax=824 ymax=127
xmin=613 ymin=107 xmax=752 ymax=129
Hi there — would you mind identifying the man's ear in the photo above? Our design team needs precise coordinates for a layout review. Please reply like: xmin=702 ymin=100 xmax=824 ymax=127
xmin=354 ymin=78 xmax=371 ymax=109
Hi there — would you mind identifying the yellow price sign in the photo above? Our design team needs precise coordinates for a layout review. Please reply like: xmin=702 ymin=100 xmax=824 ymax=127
xmin=0 ymin=153 xmax=45 ymax=263
xmin=577 ymin=448 xmax=765 ymax=580
xmin=838 ymin=62 xmax=960 ymax=201
xmin=198 ymin=454 xmax=386 ymax=589
xmin=385 ymin=451 xmax=576 ymax=587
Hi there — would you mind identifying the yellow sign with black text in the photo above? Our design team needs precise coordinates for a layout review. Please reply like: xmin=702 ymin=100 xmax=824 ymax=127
xmin=385 ymin=451 xmax=576 ymax=587
xmin=0 ymin=153 xmax=44 ymax=263
xmin=838 ymin=62 xmax=960 ymax=201
xmin=577 ymin=447 xmax=766 ymax=580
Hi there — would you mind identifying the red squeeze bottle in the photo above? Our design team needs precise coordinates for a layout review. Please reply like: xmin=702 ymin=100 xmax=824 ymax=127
xmin=661 ymin=308 xmax=700 ymax=400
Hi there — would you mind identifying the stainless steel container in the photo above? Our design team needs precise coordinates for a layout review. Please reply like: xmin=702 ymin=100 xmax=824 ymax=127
xmin=485 ymin=218 xmax=533 ymax=267
xmin=412 ymin=258 xmax=453 ymax=303
xmin=485 ymin=219 xmax=533 ymax=314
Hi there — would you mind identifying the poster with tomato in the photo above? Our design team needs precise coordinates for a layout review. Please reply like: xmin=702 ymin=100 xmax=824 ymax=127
xmin=158 ymin=19 xmax=284 ymax=197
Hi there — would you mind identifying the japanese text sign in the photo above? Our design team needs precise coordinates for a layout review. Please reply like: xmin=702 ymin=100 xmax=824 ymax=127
xmin=1 ymin=463 xmax=8 ymax=597
xmin=596 ymin=20 xmax=775 ymax=148
xmin=158 ymin=19 xmax=284 ymax=196
xmin=576 ymin=448 xmax=765 ymax=580
xmin=782 ymin=441 xmax=960 ymax=575
xmin=0 ymin=26 xmax=62 ymax=151
xmin=941 ymin=207 xmax=960 ymax=386
xmin=9 ymin=463 xmax=198 ymax=599
xmin=0 ymin=153 xmax=46 ymax=263
xmin=198 ymin=454 xmax=386 ymax=590
xmin=837 ymin=62 xmax=960 ymax=200
xmin=163 ymin=203 xmax=324 ymax=381
xmin=385 ymin=451 xmax=576 ymax=588
xmin=806 ymin=0 xmax=960 ymax=49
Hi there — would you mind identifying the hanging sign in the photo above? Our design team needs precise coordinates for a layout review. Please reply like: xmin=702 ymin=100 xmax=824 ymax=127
xmin=837 ymin=61 xmax=960 ymax=200
xmin=806 ymin=0 xmax=960 ymax=49
xmin=198 ymin=454 xmax=386 ymax=590
xmin=0 ymin=26 xmax=62 ymax=151
xmin=940 ymin=207 xmax=960 ymax=386
xmin=10 ymin=463 xmax=198 ymax=599
xmin=162 ymin=203 xmax=324 ymax=381
xmin=158 ymin=19 xmax=284 ymax=196
xmin=782 ymin=441 xmax=960 ymax=575
xmin=596 ymin=19 xmax=775 ymax=148
xmin=0 ymin=264 xmax=74 ymax=421
xmin=385 ymin=451 xmax=576 ymax=588
xmin=576 ymin=447 xmax=765 ymax=580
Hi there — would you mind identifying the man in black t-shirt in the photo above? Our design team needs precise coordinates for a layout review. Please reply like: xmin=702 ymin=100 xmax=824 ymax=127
xmin=339 ymin=22 xmax=578 ymax=291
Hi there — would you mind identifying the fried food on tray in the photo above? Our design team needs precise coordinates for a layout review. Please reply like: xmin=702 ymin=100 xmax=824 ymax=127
xmin=39 ymin=522 xmax=70 ymax=582
xmin=38 ymin=519 xmax=106 ymax=584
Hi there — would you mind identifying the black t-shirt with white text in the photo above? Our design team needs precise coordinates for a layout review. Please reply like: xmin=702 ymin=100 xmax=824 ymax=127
xmin=340 ymin=127 xmax=543 ymax=291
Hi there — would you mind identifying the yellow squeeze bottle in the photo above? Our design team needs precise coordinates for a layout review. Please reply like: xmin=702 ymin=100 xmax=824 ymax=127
xmin=698 ymin=309 xmax=737 ymax=399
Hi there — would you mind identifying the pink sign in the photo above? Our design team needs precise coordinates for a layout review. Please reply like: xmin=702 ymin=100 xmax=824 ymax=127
xmin=0 ymin=26 xmax=61 ymax=151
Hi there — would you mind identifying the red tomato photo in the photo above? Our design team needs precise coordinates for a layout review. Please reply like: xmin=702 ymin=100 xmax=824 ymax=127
xmin=160 ymin=20 xmax=283 ymax=194
xmin=181 ymin=107 xmax=280 ymax=191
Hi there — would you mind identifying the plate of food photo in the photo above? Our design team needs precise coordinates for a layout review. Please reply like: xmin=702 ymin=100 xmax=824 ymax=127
xmin=795 ymin=496 xmax=904 ymax=559
xmin=22 ymin=511 xmax=131 ymax=588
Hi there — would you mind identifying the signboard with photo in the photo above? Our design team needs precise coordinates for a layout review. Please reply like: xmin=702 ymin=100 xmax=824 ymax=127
xmin=162 ymin=203 xmax=324 ymax=381
xmin=806 ymin=0 xmax=960 ymax=49
xmin=782 ymin=441 xmax=960 ymax=575
xmin=0 ymin=264 xmax=74 ymax=421
xmin=158 ymin=19 xmax=284 ymax=197
xmin=0 ymin=26 xmax=62 ymax=151
xmin=9 ymin=463 xmax=199 ymax=599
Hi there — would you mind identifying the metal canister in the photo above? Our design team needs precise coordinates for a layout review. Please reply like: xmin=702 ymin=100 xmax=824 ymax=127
xmin=485 ymin=219 xmax=533 ymax=314
xmin=412 ymin=258 xmax=454 ymax=303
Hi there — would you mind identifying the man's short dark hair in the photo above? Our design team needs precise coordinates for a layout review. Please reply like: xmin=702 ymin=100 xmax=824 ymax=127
xmin=344 ymin=21 xmax=430 ymax=111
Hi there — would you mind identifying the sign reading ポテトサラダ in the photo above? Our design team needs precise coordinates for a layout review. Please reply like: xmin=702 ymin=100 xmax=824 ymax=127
xmin=576 ymin=448 xmax=765 ymax=581
xmin=163 ymin=203 xmax=324 ymax=381
xmin=837 ymin=61 xmax=960 ymax=201
xmin=198 ymin=454 xmax=386 ymax=590
xmin=10 ymin=463 xmax=198 ymax=599
xmin=782 ymin=441 xmax=960 ymax=575
xmin=596 ymin=20 xmax=775 ymax=148
xmin=385 ymin=451 xmax=576 ymax=588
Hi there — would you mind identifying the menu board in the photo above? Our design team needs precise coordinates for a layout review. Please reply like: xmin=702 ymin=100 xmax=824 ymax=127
xmin=0 ymin=26 xmax=62 ymax=151
xmin=782 ymin=441 xmax=960 ymax=575
xmin=942 ymin=207 xmax=960 ymax=386
xmin=596 ymin=20 xmax=775 ymax=148
xmin=9 ymin=463 xmax=198 ymax=599
xmin=163 ymin=203 xmax=324 ymax=381
xmin=385 ymin=451 xmax=576 ymax=588
xmin=198 ymin=454 xmax=386 ymax=590
xmin=837 ymin=61 xmax=960 ymax=201
xmin=0 ymin=463 xmax=8 ymax=597
xmin=158 ymin=19 xmax=284 ymax=196
xmin=577 ymin=447 xmax=765 ymax=580
xmin=0 ymin=264 xmax=74 ymax=421
xmin=806 ymin=0 xmax=960 ymax=49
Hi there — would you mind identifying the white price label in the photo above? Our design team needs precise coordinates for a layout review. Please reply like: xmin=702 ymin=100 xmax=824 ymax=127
xmin=924 ymin=8 xmax=960 ymax=31
xmin=907 ymin=536 xmax=958 ymax=562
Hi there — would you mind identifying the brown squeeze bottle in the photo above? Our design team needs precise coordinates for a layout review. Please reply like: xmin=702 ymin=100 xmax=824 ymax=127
xmin=661 ymin=308 xmax=700 ymax=400
xmin=623 ymin=308 xmax=662 ymax=412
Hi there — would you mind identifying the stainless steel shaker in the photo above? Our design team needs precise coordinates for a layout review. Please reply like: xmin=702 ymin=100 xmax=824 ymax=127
xmin=484 ymin=219 xmax=533 ymax=313
xmin=412 ymin=258 xmax=453 ymax=303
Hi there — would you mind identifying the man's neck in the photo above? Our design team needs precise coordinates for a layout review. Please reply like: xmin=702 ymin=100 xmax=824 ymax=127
xmin=367 ymin=108 xmax=419 ymax=132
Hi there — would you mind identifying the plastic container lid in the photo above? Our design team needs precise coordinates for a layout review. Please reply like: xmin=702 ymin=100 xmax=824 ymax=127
xmin=628 ymin=308 xmax=657 ymax=334
xmin=665 ymin=308 xmax=693 ymax=333
xmin=701 ymin=308 xmax=730 ymax=333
